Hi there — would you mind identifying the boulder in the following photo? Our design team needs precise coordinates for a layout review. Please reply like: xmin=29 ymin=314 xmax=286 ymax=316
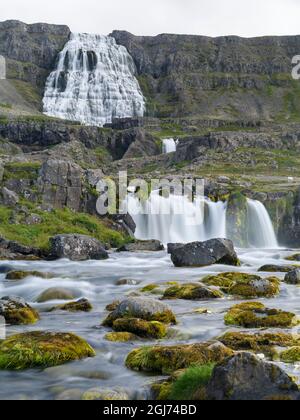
xmin=102 ymin=297 xmax=176 ymax=326
xmin=284 ymin=269 xmax=300 ymax=285
xmin=36 ymin=288 xmax=77 ymax=303
xmin=6 ymin=270 xmax=53 ymax=280
xmin=112 ymin=318 xmax=167 ymax=339
xmin=82 ymin=388 xmax=129 ymax=401
xmin=170 ymin=239 xmax=239 ymax=267
xmin=117 ymin=240 xmax=164 ymax=252
xmin=0 ymin=296 xmax=39 ymax=325
xmin=206 ymin=352 xmax=300 ymax=400
xmin=49 ymin=234 xmax=108 ymax=261
xmin=49 ymin=298 xmax=92 ymax=313
xmin=163 ymin=283 xmax=223 ymax=300
xmin=167 ymin=243 xmax=184 ymax=254
xmin=1 ymin=187 xmax=19 ymax=207
xmin=258 ymin=265 xmax=296 ymax=273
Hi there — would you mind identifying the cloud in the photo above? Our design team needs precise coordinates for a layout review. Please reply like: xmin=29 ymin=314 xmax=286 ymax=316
xmin=1 ymin=0 xmax=300 ymax=37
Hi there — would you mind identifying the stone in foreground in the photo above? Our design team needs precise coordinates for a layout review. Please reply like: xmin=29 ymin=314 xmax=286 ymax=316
xmin=163 ymin=283 xmax=223 ymax=300
xmin=112 ymin=318 xmax=167 ymax=339
xmin=170 ymin=239 xmax=239 ymax=268
xmin=49 ymin=234 xmax=108 ymax=261
xmin=126 ymin=342 xmax=233 ymax=374
xmin=102 ymin=297 xmax=176 ymax=326
xmin=49 ymin=298 xmax=93 ymax=313
xmin=0 ymin=332 xmax=95 ymax=370
xmin=0 ymin=296 xmax=39 ymax=325
xmin=206 ymin=352 xmax=300 ymax=400
xmin=117 ymin=240 xmax=164 ymax=252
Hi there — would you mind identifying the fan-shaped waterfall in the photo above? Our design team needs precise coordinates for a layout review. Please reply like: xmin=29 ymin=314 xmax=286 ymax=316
xmin=43 ymin=33 xmax=145 ymax=127
xmin=127 ymin=192 xmax=278 ymax=248
xmin=162 ymin=138 xmax=177 ymax=154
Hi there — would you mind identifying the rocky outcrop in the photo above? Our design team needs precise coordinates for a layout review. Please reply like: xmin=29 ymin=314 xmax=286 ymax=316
xmin=49 ymin=234 xmax=108 ymax=261
xmin=207 ymin=352 xmax=300 ymax=400
xmin=0 ymin=237 xmax=42 ymax=260
xmin=170 ymin=239 xmax=239 ymax=267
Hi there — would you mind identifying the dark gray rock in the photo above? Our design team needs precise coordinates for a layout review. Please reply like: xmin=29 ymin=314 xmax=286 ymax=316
xmin=284 ymin=269 xmax=300 ymax=285
xmin=170 ymin=238 xmax=239 ymax=267
xmin=117 ymin=240 xmax=164 ymax=252
xmin=207 ymin=352 xmax=300 ymax=401
xmin=1 ymin=187 xmax=19 ymax=206
xmin=167 ymin=243 xmax=184 ymax=254
xmin=0 ymin=237 xmax=42 ymax=260
xmin=49 ymin=234 xmax=108 ymax=261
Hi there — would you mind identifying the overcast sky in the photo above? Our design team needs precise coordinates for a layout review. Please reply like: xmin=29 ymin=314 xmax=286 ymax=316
xmin=1 ymin=0 xmax=300 ymax=37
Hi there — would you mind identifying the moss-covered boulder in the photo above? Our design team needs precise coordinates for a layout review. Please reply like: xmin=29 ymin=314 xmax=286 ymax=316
xmin=163 ymin=283 xmax=223 ymax=300
xmin=202 ymin=272 xmax=280 ymax=298
xmin=112 ymin=318 xmax=167 ymax=339
xmin=126 ymin=342 xmax=233 ymax=374
xmin=36 ymin=288 xmax=77 ymax=303
xmin=105 ymin=301 xmax=121 ymax=312
xmin=49 ymin=298 xmax=92 ymax=313
xmin=258 ymin=265 xmax=296 ymax=273
xmin=104 ymin=332 xmax=139 ymax=342
xmin=6 ymin=271 xmax=53 ymax=280
xmin=103 ymin=297 xmax=176 ymax=326
xmin=280 ymin=347 xmax=300 ymax=363
xmin=284 ymin=270 xmax=300 ymax=285
xmin=140 ymin=284 xmax=160 ymax=293
xmin=286 ymin=254 xmax=300 ymax=262
xmin=219 ymin=332 xmax=300 ymax=356
xmin=224 ymin=302 xmax=299 ymax=328
xmin=0 ymin=296 xmax=39 ymax=325
xmin=0 ymin=332 xmax=95 ymax=370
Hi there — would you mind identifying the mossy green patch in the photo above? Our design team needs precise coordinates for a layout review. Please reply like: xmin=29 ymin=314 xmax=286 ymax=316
xmin=2 ymin=306 xmax=39 ymax=326
xmin=104 ymin=332 xmax=138 ymax=342
xmin=0 ymin=332 xmax=95 ymax=370
xmin=280 ymin=347 xmax=300 ymax=363
xmin=49 ymin=299 xmax=93 ymax=313
xmin=140 ymin=284 xmax=160 ymax=293
xmin=163 ymin=283 xmax=223 ymax=300
xmin=6 ymin=270 xmax=53 ymax=280
xmin=112 ymin=318 xmax=167 ymax=339
xmin=224 ymin=302 xmax=299 ymax=328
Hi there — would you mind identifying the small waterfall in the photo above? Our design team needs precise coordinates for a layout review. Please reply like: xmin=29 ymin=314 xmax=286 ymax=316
xmin=127 ymin=191 xmax=227 ymax=244
xmin=247 ymin=199 xmax=278 ymax=248
xmin=162 ymin=138 xmax=177 ymax=154
xmin=43 ymin=33 xmax=145 ymax=127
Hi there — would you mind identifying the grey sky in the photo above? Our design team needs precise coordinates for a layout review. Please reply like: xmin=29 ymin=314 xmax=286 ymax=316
xmin=1 ymin=0 xmax=300 ymax=37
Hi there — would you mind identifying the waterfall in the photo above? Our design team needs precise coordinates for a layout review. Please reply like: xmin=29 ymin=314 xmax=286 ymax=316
xmin=162 ymin=138 xmax=177 ymax=154
xmin=247 ymin=199 xmax=278 ymax=248
xmin=43 ymin=33 xmax=145 ymax=127
xmin=127 ymin=191 xmax=227 ymax=244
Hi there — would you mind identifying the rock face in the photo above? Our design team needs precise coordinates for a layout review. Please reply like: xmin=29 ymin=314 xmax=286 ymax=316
xmin=170 ymin=239 xmax=239 ymax=267
xmin=0 ymin=187 xmax=19 ymax=206
xmin=207 ymin=352 xmax=300 ymax=400
xmin=49 ymin=234 xmax=108 ymax=261
xmin=117 ymin=240 xmax=164 ymax=252
xmin=0 ymin=237 xmax=41 ymax=260
xmin=226 ymin=192 xmax=248 ymax=247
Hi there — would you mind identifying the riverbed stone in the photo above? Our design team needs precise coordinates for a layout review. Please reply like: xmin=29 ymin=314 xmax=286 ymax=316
xmin=49 ymin=234 xmax=108 ymax=261
xmin=102 ymin=297 xmax=177 ymax=326
xmin=224 ymin=302 xmax=299 ymax=328
xmin=112 ymin=318 xmax=167 ymax=339
xmin=170 ymin=239 xmax=239 ymax=268
xmin=0 ymin=332 xmax=95 ymax=370
xmin=202 ymin=272 xmax=280 ymax=298
xmin=0 ymin=296 xmax=39 ymax=325
xmin=258 ymin=264 xmax=296 ymax=273
xmin=280 ymin=347 xmax=300 ymax=363
xmin=36 ymin=287 xmax=77 ymax=303
xmin=49 ymin=298 xmax=92 ymax=313
xmin=82 ymin=388 xmax=129 ymax=401
xmin=6 ymin=270 xmax=53 ymax=280
xmin=126 ymin=341 xmax=233 ymax=374
xmin=104 ymin=332 xmax=139 ymax=342
xmin=284 ymin=269 xmax=300 ymax=285
xmin=286 ymin=253 xmax=300 ymax=262
xmin=117 ymin=240 xmax=164 ymax=252
xmin=206 ymin=352 xmax=300 ymax=400
xmin=163 ymin=283 xmax=223 ymax=300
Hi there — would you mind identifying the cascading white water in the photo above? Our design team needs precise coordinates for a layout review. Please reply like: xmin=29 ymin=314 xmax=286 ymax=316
xmin=247 ymin=198 xmax=278 ymax=248
xmin=43 ymin=33 xmax=145 ymax=127
xmin=162 ymin=138 xmax=177 ymax=154
xmin=127 ymin=191 xmax=227 ymax=244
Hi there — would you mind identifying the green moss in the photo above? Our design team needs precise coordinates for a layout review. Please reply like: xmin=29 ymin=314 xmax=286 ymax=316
xmin=0 ymin=103 xmax=12 ymax=110
xmin=168 ymin=364 xmax=215 ymax=400
xmin=0 ymin=332 xmax=95 ymax=370
xmin=3 ymin=162 xmax=41 ymax=181
xmin=163 ymin=283 xmax=223 ymax=300
xmin=286 ymin=254 xmax=300 ymax=262
xmin=140 ymin=284 xmax=160 ymax=293
xmin=6 ymin=271 xmax=53 ymax=280
xmin=2 ymin=306 xmax=40 ymax=326
xmin=103 ymin=306 xmax=177 ymax=327
xmin=258 ymin=265 xmax=295 ymax=273
xmin=125 ymin=343 xmax=233 ymax=374
xmin=49 ymin=299 xmax=93 ymax=313
xmin=104 ymin=332 xmax=138 ymax=342
xmin=112 ymin=318 xmax=167 ymax=339
xmin=224 ymin=302 xmax=299 ymax=328
xmin=280 ymin=347 xmax=300 ymax=363
xmin=202 ymin=272 xmax=280 ymax=298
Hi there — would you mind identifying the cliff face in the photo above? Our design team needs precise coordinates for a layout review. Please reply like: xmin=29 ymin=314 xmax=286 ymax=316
xmin=111 ymin=31 xmax=300 ymax=121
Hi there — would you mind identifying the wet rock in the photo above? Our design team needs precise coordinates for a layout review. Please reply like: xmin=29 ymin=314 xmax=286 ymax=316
xmin=126 ymin=341 xmax=233 ymax=374
xmin=49 ymin=298 xmax=92 ymax=313
xmin=82 ymin=388 xmax=129 ymax=401
xmin=258 ymin=264 xmax=296 ymax=273
xmin=0 ymin=187 xmax=19 ymax=207
xmin=0 ymin=332 xmax=95 ymax=370
xmin=116 ymin=278 xmax=141 ymax=286
xmin=0 ymin=237 xmax=42 ymax=260
xmin=206 ymin=352 xmax=300 ymax=400
xmin=284 ymin=269 xmax=300 ymax=285
xmin=6 ymin=270 xmax=53 ymax=280
xmin=224 ymin=302 xmax=299 ymax=328
xmin=102 ymin=297 xmax=177 ymax=326
xmin=170 ymin=239 xmax=239 ymax=268
xmin=140 ymin=284 xmax=160 ymax=293
xmin=104 ymin=332 xmax=139 ymax=342
xmin=0 ymin=265 xmax=14 ymax=274
xmin=163 ymin=283 xmax=223 ymax=300
xmin=55 ymin=389 xmax=83 ymax=401
xmin=202 ymin=272 xmax=280 ymax=298
xmin=286 ymin=253 xmax=300 ymax=262
xmin=49 ymin=234 xmax=108 ymax=261
xmin=105 ymin=301 xmax=121 ymax=311
xmin=117 ymin=240 xmax=164 ymax=252
xmin=167 ymin=243 xmax=184 ymax=254
xmin=36 ymin=288 xmax=77 ymax=303
xmin=0 ymin=296 xmax=39 ymax=325
xmin=112 ymin=318 xmax=167 ymax=339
